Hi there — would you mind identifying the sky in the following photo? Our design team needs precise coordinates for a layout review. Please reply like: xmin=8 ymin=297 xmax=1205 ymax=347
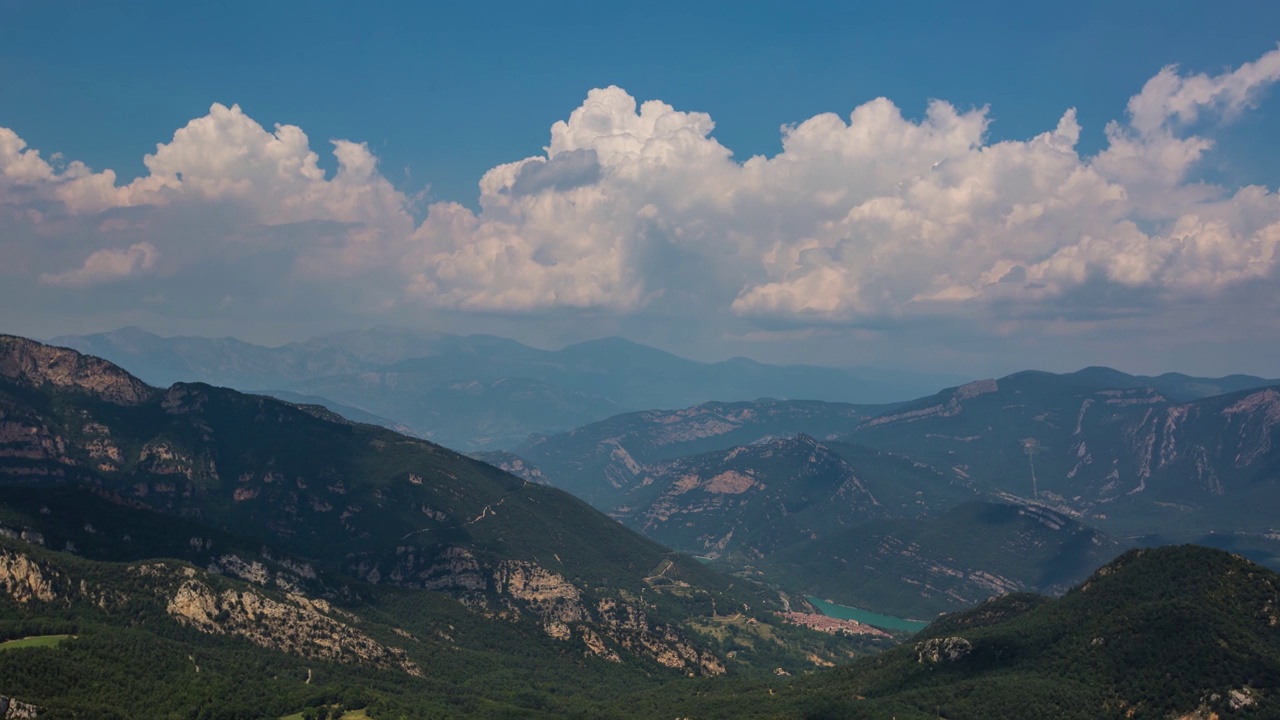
xmin=2 ymin=0 xmax=1280 ymax=377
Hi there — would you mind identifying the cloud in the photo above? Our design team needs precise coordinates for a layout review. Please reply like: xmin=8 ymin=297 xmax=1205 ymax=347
xmin=2 ymin=48 xmax=1279 ymax=341
xmin=398 ymin=49 xmax=1280 ymax=322
xmin=39 ymin=242 xmax=158 ymax=287
xmin=509 ymin=148 xmax=601 ymax=196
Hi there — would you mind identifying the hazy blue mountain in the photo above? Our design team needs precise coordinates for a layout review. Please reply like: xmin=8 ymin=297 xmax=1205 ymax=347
xmin=48 ymin=326 xmax=966 ymax=449
xmin=254 ymin=388 xmax=422 ymax=436
xmin=846 ymin=371 xmax=1280 ymax=545
xmin=1066 ymin=365 xmax=1280 ymax=402
xmin=515 ymin=398 xmax=897 ymax=506
xmin=510 ymin=368 xmax=1280 ymax=619
xmin=611 ymin=435 xmax=891 ymax=561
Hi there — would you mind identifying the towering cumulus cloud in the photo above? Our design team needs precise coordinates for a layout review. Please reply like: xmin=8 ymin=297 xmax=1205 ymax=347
xmin=2 ymin=47 xmax=1278 ymax=332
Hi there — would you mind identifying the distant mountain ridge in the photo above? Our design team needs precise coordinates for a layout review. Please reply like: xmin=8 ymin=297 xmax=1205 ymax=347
xmin=504 ymin=368 xmax=1280 ymax=616
xmin=516 ymin=398 xmax=897 ymax=505
xmin=48 ymin=326 xmax=966 ymax=450
xmin=846 ymin=371 xmax=1280 ymax=539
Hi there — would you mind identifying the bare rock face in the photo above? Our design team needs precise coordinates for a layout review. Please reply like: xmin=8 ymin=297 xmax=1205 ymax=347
xmin=0 ymin=695 xmax=41 ymax=719
xmin=165 ymin=571 xmax=422 ymax=676
xmin=915 ymin=636 xmax=973 ymax=663
xmin=1229 ymin=687 xmax=1257 ymax=710
xmin=209 ymin=554 xmax=306 ymax=593
xmin=0 ymin=335 xmax=155 ymax=405
xmin=0 ymin=549 xmax=58 ymax=603
xmin=595 ymin=597 xmax=726 ymax=676
xmin=0 ymin=416 xmax=68 ymax=464
xmin=863 ymin=379 xmax=998 ymax=429
xmin=494 ymin=560 xmax=588 ymax=633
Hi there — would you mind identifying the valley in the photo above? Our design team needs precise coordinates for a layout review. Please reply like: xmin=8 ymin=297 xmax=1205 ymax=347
xmin=1 ymin=333 xmax=1278 ymax=718
xmin=801 ymin=599 xmax=928 ymax=633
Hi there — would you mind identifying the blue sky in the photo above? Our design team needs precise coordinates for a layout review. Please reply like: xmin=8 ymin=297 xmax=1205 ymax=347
xmin=2 ymin=1 xmax=1280 ymax=376
xmin=7 ymin=1 xmax=1277 ymax=201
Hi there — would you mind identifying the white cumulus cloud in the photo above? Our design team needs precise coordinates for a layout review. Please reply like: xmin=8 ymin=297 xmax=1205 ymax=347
xmin=39 ymin=242 xmax=158 ymax=287
xmin=398 ymin=47 xmax=1280 ymax=322
xmin=1 ymin=48 xmax=1278 ymax=341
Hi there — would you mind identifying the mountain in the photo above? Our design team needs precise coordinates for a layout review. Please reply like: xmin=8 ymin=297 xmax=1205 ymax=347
xmin=0 ymin=334 xmax=891 ymax=697
xmin=537 ymin=429 xmax=1116 ymax=618
xmin=760 ymin=500 xmax=1127 ymax=618
xmin=45 ymin=326 xmax=454 ymax=389
xmin=612 ymin=435 xmax=890 ymax=561
xmin=634 ymin=545 xmax=1280 ymax=719
xmin=515 ymin=398 xmax=898 ymax=506
xmin=1066 ymin=365 xmax=1280 ymax=402
xmin=513 ymin=398 xmax=1138 ymax=617
xmin=520 ymin=416 xmax=1113 ymax=618
xmin=255 ymin=389 xmax=421 ymax=437
xmin=49 ymin=327 xmax=963 ymax=450
xmin=845 ymin=371 xmax=1280 ymax=544
xmin=5 ymin=337 xmax=1277 ymax=717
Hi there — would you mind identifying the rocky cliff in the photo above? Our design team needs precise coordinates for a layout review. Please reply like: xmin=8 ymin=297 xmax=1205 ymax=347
xmin=0 ymin=335 xmax=154 ymax=406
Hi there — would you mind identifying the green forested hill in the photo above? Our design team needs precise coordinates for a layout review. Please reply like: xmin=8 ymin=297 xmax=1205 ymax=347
xmin=633 ymin=546 xmax=1280 ymax=719
xmin=0 ymin=335 xmax=892 ymax=717
xmin=759 ymin=500 xmax=1127 ymax=618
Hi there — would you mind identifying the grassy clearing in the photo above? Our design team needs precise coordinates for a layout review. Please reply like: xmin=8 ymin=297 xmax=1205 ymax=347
xmin=0 ymin=634 xmax=72 ymax=651
xmin=687 ymin=613 xmax=777 ymax=648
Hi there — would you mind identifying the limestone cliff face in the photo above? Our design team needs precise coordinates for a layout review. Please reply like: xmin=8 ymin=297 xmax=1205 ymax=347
xmin=862 ymin=379 xmax=998 ymax=429
xmin=0 ymin=695 xmax=40 ymax=719
xmin=164 ymin=568 xmax=422 ymax=676
xmin=376 ymin=549 xmax=726 ymax=675
xmin=0 ymin=549 xmax=58 ymax=603
xmin=494 ymin=560 xmax=587 ymax=638
xmin=595 ymin=597 xmax=726 ymax=676
xmin=0 ymin=413 xmax=68 ymax=465
xmin=0 ymin=544 xmax=425 ymax=678
xmin=0 ymin=335 xmax=154 ymax=406
xmin=209 ymin=554 xmax=308 ymax=594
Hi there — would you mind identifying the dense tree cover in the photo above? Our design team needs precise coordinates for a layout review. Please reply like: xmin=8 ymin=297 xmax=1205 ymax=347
xmin=1 ymin=544 xmax=1276 ymax=718
xmin=0 ymin=532 xmax=882 ymax=718
xmin=628 ymin=546 xmax=1280 ymax=719
xmin=756 ymin=498 xmax=1125 ymax=618
xmin=2 ymin=341 xmax=1278 ymax=718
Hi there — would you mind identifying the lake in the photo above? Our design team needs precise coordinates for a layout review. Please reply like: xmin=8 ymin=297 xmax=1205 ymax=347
xmin=806 ymin=596 xmax=930 ymax=633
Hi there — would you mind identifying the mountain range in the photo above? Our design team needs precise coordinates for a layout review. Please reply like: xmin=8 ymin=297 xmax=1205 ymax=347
xmin=0 ymin=335 xmax=887 ymax=688
xmin=2 ymin=335 xmax=1280 ymax=717
xmin=846 ymin=371 xmax=1280 ymax=540
xmin=502 ymin=368 xmax=1280 ymax=617
xmin=49 ymin=327 xmax=965 ymax=450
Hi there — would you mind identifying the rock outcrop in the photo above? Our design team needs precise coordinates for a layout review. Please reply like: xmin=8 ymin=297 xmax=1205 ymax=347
xmin=0 ymin=695 xmax=40 ymax=719
xmin=0 ymin=549 xmax=58 ymax=604
xmin=915 ymin=636 xmax=973 ymax=663
xmin=165 ymin=570 xmax=422 ymax=676
xmin=0 ymin=335 xmax=154 ymax=405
